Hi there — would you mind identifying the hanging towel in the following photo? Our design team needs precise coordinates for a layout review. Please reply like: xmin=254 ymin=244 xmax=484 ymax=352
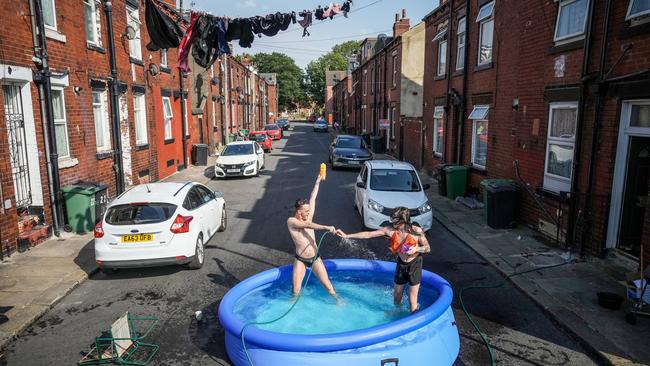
xmin=178 ymin=11 xmax=202 ymax=72
xmin=226 ymin=17 xmax=255 ymax=48
xmin=145 ymin=0 xmax=182 ymax=51
xmin=251 ymin=12 xmax=293 ymax=37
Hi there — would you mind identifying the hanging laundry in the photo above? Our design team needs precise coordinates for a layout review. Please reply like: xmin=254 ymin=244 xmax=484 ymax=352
xmin=251 ymin=12 xmax=294 ymax=37
xmin=314 ymin=6 xmax=325 ymax=20
xmin=298 ymin=11 xmax=313 ymax=37
xmin=341 ymin=0 xmax=352 ymax=17
xmin=178 ymin=11 xmax=202 ymax=72
xmin=322 ymin=3 xmax=341 ymax=20
xmin=145 ymin=0 xmax=182 ymax=51
xmin=226 ymin=17 xmax=255 ymax=48
xmin=191 ymin=15 xmax=231 ymax=69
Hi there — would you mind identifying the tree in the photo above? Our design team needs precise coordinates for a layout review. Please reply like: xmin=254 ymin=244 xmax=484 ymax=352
xmin=243 ymin=52 xmax=307 ymax=112
xmin=305 ymin=41 xmax=361 ymax=106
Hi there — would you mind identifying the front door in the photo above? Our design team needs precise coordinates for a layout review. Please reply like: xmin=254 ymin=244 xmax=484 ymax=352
xmin=618 ymin=137 xmax=650 ymax=257
xmin=2 ymin=84 xmax=32 ymax=209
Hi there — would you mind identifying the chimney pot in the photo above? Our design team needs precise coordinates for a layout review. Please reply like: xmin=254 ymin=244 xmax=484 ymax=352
xmin=402 ymin=9 xmax=407 ymax=18
xmin=395 ymin=13 xmax=399 ymax=22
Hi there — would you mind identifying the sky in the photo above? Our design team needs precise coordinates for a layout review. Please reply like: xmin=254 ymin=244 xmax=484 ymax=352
xmin=188 ymin=0 xmax=438 ymax=69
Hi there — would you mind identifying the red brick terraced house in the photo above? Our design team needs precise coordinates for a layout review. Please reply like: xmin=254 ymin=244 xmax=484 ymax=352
xmin=419 ymin=0 xmax=650 ymax=262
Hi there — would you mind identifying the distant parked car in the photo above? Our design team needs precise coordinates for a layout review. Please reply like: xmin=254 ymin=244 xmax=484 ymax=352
xmin=314 ymin=119 xmax=328 ymax=132
xmin=354 ymin=160 xmax=432 ymax=231
xmin=277 ymin=119 xmax=290 ymax=130
xmin=308 ymin=115 xmax=317 ymax=123
xmin=94 ymin=182 xmax=226 ymax=270
xmin=264 ymin=124 xmax=283 ymax=140
xmin=329 ymin=135 xmax=372 ymax=169
xmin=214 ymin=141 xmax=265 ymax=178
xmin=249 ymin=131 xmax=273 ymax=152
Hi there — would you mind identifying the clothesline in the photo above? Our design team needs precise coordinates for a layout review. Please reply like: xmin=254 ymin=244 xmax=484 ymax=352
xmin=145 ymin=0 xmax=355 ymax=72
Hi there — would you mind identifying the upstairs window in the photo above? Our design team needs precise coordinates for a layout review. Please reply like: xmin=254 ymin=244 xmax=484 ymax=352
xmin=392 ymin=55 xmax=398 ymax=88
xmin=437 ymin=40 xmax=448 ymax=77
xmin=42 ymin=0 xmax=57 ymax=29
xmin=456 ymin=17 xmax=466 ymax=70
xmin=626 ymin=0 xmax=650 ymax=20
xmin=160 ymin=49 xmax=168 ymax=67
xmin=554 ymin=0 xmax=589 ymax=42
xmin=84 ymin=0 xmax=102 ymax=46
xmin=126 ymin=6 xmax=142 ymax=60
xmin=476 ymin=2 xmax=495 ymax=65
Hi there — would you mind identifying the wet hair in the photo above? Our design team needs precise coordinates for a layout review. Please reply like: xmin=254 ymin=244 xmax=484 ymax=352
xmin=391 ymin=207 xmax=418 ymax=234
xmin=294 ymin=199 xmax=309 ymax=211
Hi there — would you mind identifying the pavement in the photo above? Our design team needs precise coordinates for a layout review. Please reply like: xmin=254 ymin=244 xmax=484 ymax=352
xmin=408 ymin=166 xmax=650 ymax=366
xmin=0 ymin=157 xmax=216 ymax=352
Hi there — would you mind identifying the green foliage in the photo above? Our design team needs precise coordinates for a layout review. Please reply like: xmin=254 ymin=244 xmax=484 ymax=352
xmin=245 ymin=52 xmax=308 ymax=112
xmin=305 ymin=41 xmax=361 ymax=105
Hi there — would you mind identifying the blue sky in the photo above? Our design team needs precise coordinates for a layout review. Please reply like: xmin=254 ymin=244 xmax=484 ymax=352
xmin=188 ymin=0 xmax=438 ymax=68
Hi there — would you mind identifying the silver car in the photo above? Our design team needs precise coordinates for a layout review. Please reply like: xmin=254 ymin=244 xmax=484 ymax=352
xmin=329 ymin=135 xmax=373 ymax=169
xmin=314 ymin=119 xmax=328 ymax=132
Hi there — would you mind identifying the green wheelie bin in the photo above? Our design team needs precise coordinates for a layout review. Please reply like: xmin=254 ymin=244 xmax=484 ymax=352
xmin=443 ymin=166 xmax=469 ymax=200
xmin=61 ymin=183 xmax=109 ymax=233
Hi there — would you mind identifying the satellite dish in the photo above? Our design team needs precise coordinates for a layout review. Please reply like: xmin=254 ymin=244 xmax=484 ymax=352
xmin=149 ymin=63 xmax=160 ymax=76
xmin=125 ymin=25 xmax=137 ymax=40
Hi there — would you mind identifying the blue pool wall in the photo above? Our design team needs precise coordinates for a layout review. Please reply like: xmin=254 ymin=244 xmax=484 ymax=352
xmin=218 ymin=259 xmax=460 ymax=366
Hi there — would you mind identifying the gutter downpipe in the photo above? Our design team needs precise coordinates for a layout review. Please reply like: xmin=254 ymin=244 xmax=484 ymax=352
xmin=33 ymin=0 xmax=62 ymax=235
xmin=565 ymin=0 xmax=596 ymax=251
xmin=456 ymin=0 xmax=470 ymax=165
xmin=581 ymin=0 xmax=613 ymax=256
xmin=219 ymin=57 xmax=226 ymax=146
xmin=445 ymin=2 xmax=454 ymax=164
xmin=178 ymin=0 xmax=188 ymax=170
xmin=104 ymin=1 xmax=125 ymax=194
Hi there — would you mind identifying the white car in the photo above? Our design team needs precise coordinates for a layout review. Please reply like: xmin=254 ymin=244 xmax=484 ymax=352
xmin=314 ymin=119 xmax=328 ymax=132
xmin=354 ymin=160 xmax=433 ymax=231
xmin=94 ymin=182 xmax=226 ymax=270
xmin=214 ymin=141 xmax=265 ymax=178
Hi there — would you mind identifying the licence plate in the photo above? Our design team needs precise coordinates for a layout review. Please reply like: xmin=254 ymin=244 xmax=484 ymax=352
xmin=121 ymin=234 xmax=153 ymax=243
xmin=227 ymin=169 xmax=240 ymax=173
xmin=349 ymin=160 xmax=360 ymax=165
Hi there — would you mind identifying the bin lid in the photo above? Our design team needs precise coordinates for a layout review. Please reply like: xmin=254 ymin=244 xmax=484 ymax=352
xmin=480 ymin=179 xmax=514 ymax=188
xmin=485 ymin=182 xmax=518 ymax=192
xmin=61 ymin=183 xmax=107 ymax=195
xmin=443 ymin=165 xmax=469 ymax=172
xmin=193 ymin=144 xmax=208 ymax=147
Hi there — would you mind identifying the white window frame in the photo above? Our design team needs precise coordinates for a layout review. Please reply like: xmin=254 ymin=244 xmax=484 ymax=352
xmin=553 ymin=0 xmax=589 ymax=42
xmin=212 ymin=100 xmax=217 ymax=127
xmin=42 ymin=0 xmax=58 ymax=30
xmin=184 ymin=99 xmax=189 ymax=136
xmin=126 ymin=5 xmax=142 ymax=60
xmin=456 ymin=17 xmax=466 ymax=71
xmin=363 ymin=69 xmax=368 ymax=96
xmin=437 ymin=40 xmax=448 ymax=77
xmin=433 ymin=27 xmax=447 ymax=42
xmin=160 ymin=49 xmax=168 ymax=67
xmin=471 ymin=120 xmax=488 ymax=170
xmin=392 ymin=55 xmax=398 ymax=88
xmin=468 ymin=104 xmax=490 ymax=120
xmin=627 ymin=0 xmax=650 ymax=20
xmin=476 ymin=1 xmax=495 ymax=22
xmin=433 ymin=107 xmax=444 ymax=157
xmin=84 ymin=0 xmax=101 ymax=46
xmin=162 ymin=97 xmax=173 ymax=140
xmin=133 ymin=93 xmax=147 ymax=145
xmin=51 ymin=87 xmax=71 ymax=159
xmin=477 ymin=14 xmax=494 ymax=66
xmin=92 ymin=90 xmax=111 ymax=152
xmin=543 ymin=102 xmax=578 ymax=193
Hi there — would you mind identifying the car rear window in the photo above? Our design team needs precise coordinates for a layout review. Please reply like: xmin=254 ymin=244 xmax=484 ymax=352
xmin=369 ymin=169 xmax=421 ymax=192
xmin=337 ymin=137 xmax=363 ymax=149
xmin=105 ymin=203 xmax=177 ymax=225
xmin=265 ymin=124 xmax=279 ymax=130
xmin=250 ymin=134 xmax=266 ymax=142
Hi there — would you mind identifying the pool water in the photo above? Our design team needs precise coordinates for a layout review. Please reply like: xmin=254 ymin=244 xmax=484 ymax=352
xmin=233 ymin=270 xmax=439 ymax=334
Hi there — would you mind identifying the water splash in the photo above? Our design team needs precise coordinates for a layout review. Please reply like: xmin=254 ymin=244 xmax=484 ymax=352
xmin=335 ymin=237 xmax=378 ymax=260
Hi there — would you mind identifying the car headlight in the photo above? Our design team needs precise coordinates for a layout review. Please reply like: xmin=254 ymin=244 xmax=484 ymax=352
xmin=368 ymin=199 xmax=384 ymax=213
xmin=216 ymin=163 xmax=226 ymax=169
xmin=418 ymin=202 xmax=432 ymax=214
xmin=243 ymin=160 xmax=256 ymax=167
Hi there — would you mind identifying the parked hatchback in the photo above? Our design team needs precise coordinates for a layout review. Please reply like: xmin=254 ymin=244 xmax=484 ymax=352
xmin=94 ymin=182 xmax=226 ymax=270
xmin=249 ymin=131 xmax=273 ymax=152
xmin=354 ymin=160 xmax=432 ymax=231
xmin=264 ymin=124 xmax=283 ymax=140
xmin=214 ymin=141 xmax=265 ymax=178
xmin=329 ymin=135 xmax=372 ymax=168
xmin=314 ymin=119 xmax=328 ymax=132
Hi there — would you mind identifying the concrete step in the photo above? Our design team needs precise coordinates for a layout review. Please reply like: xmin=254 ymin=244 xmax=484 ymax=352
xmin=17 ymin=225 xmax=52 ymax=252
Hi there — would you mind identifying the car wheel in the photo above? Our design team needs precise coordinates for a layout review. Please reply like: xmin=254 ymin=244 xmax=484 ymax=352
xmin=218 ymin=206 xmax=227 ymax=232
xmin=100 ymin=267 xmax=118 ymax=275
xmin=188 ymin=235 xmax=204 ymax=270
xmin=255 ymin=163 xmax=260 ymax=177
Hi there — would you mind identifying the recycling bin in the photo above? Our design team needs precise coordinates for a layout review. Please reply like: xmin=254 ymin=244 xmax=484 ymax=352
xmin=484 ymin=180 xmax=518 ymax=229
xmin=61 ymin=183 xmax=109 ymax=233
xmin=370 ymin=135 xmax=385 ymax=154
xmin=435 ymin=164 xmax=454 ymax=196
xmin=443 ymin=165 xmax=469 ymax=200
xmin=192 ymin=144 xmax=208 ymax=166
xmin=480 ymin=179 xmax=514 ymax=207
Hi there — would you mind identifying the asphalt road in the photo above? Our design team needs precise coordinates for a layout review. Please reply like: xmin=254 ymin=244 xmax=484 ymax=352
xmin=2 ymin=123 xmax=598 ymax=365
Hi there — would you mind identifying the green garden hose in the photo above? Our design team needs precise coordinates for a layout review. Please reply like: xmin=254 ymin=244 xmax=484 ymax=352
xmin=459 ymin=260 xmax=571 ymax=366
xmin=240 ymin=231 xmax=331 ymax=366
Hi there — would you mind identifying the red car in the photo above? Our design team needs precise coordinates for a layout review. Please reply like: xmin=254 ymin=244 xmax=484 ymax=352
xmin=264 ymin=124 xmax=283 ymax=140
xmin=249 ymin=131 xmax=273 ymax=152
xmin=308 ymin=115 xmax=317 ymax=123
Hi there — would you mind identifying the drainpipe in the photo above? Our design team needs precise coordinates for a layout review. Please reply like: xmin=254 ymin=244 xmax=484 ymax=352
xmin=444 ymin=2 xmax=454 ymax=164
xmin=32 ymin=0 xmax=63 ymax=235
xmin=178 ymin=0 xmax=188 ymax=170
xmin=580 ymin=0 xmax=613 ymax=256
xmin=565 ymin=0 xmax=596 ymax=251
xmin=103 ymin=1 xmax=125 ymax=194
xmin=219 ymin=57 xmax=226 ymax=146
xmin=456 ymin=0 xmax=470 ymax=165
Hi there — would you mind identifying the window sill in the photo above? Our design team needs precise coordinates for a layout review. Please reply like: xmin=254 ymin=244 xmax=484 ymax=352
xmin=434 ymin=74 xmax=447 ymax=81
xmin=45 ymin=28 xmax=66 ymax=43
xmin=620 ymin=18 xmax=650 ymax=38
xmin=96 ymin=150 xmax=114 ymax=160
xmin=433 ymin=153 xmax=443 ymax=159
xmin=58 ymin=157 xmax=79 ymax=169
xmin=452 ymin=69 xmax=464 ymax=77
xmin=546 ymin=39 xmax=584 ymax=55
xmin=164 ymin=138 xmax=175 ymax=145
xmin=470 ymin=164 xmax=487 ymax=175
xmin=130 ymin=57 xmax=144 ymax=66
xmin=160 ymin=66 xmax=172 ymax=74
xmin=86 ymin=43 xmax=106 ymax=54
xmin=135 ymin=143 xmax=149 ymax=151
xmin=535 ymin=187 xmax=566 ymax=201
xmin=474 ymin=62 xmax=493 ymax=72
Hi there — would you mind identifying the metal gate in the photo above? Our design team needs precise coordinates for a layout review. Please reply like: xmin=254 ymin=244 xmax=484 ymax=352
xmin=3 ymin=84 xmax=32 ymax=208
